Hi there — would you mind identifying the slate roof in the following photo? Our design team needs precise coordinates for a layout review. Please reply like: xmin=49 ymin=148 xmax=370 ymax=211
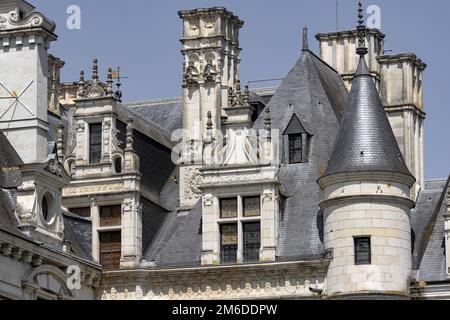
xmin=252 ymin=49 xmax=348 ymax=260
xmin=415 ymin=177 xmax=450 ymax=281
xmin=0 ymin=131 xmax=23 ymax=189
xmin=63 ymin=210 xmax=93 ymax=261
xmin=324 ymin=56 xmax=413 ymax=178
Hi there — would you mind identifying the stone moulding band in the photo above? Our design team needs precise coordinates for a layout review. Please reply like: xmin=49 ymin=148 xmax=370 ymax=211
xmin=318 ymin=194 xmax=415 ymax=210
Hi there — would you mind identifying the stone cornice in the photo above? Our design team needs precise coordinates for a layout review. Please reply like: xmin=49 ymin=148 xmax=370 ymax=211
xmin=384 ymin=103 xmax=426 ymax=119
xmin=315 ymin=28 xmax=385 ymax=41
xmin=377 ymin=53 xmax=427 ymax=70
xmin=318 ymin=171 xmax=416 ymax=190
xmin=102 ymin=259 xmax=329 ymax=283
xmin=319 ymin=194 xmax=415 ymax=210
xmin=178 ymin=7 xmax=244 ymax=27
xmin=0 ymin=228 xmax=101 ymax=274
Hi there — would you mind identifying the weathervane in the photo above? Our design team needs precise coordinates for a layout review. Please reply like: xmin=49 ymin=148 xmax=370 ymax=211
xmin=112 ymin=67 xmax=128 ymax=100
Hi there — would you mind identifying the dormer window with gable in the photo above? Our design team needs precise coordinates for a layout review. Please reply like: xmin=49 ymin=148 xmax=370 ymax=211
xmin=283 ymin=114 xmax=311 ymax=164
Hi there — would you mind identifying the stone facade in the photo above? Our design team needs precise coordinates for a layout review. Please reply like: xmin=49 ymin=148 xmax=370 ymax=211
xmin=0 ymin=2 xmax=449 ymax=301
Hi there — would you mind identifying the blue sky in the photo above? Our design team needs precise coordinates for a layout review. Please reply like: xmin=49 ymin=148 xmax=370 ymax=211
xmin=32 ymin=0 xmax=449 ymax=179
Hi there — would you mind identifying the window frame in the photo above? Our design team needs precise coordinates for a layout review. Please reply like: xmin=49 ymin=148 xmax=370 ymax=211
xmin=89 ymin=123 xmax=103 ymax=164
xmin=288 ymin=133 xmax=303 ymax=164
xmin=220 ymin=223 xmax=238 ymax=264
xmin=242 ymin=221 xmax=261 ymax=263
xmin=217 ymin=195 xmax=262 ymax=265
xmin=354 ymin=236 xmax=372 ymax=265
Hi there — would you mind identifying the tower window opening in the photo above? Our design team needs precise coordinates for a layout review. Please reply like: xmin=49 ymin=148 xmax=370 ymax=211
xmin=354 ymin=237 xmax=371 ymax=265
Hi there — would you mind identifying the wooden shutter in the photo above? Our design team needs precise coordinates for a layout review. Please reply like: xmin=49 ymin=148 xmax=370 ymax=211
xmin=100 ymin=205 xmax=122 ymax=227
xmin=99 ymin=231 xmax=121 ymax=270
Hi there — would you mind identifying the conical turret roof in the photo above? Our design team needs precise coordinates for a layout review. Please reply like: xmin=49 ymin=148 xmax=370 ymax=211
xmin=324 ymin=4 xmax=413 ymax=179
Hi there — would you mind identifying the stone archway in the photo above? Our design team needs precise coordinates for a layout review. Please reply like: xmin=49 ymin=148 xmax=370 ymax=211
xmin=22 ymin=265 xmax=73 ymax=300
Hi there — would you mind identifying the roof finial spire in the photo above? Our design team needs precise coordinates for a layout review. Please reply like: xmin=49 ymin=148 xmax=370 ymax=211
xmin=356 ymin=1 xmax=368 ymax=57
xmin=92 ymin=58 xmax=99 ymax=81
xmin=302 ymin=26 xmax=309 ymax=51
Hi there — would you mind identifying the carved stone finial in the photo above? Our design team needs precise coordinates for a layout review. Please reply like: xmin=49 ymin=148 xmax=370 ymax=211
xmin=92 ymin=59 xmax=99 ymax=81
xmin=356 ymin=1 xmax=368 ymax=57
xmin=235 ymin=79 xmax=242 ymax=97
xmin=228 ymin=87 xmax=235 ymax=106
xmin=57 ymin=124 xmax=64 ymax=163
xmin=302 ymin=26 xmax=309 ymax=51
xmin=264 ymin=106 xmax=272 ymax=141
xmin=77 ymin=70 xmax=85 ymax=98
xmin=264 ymin=107 xmax=271 ymax=129
xmin=243 ymin=85 xmax=250 ymax=104
xmin=126 ymin=118 xmax=134 ymax=149
xmin=206 ymin=111 xmax=213 ymax=130
xmin=107 ymin=67 xmax=113 ymax=96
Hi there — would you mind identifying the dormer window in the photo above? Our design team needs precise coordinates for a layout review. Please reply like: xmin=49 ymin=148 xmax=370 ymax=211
xmin=288 ymin=134 xmax=303 ymax=164
xmin=283 ymin=114 xmax=311 ymax=164
xmin=89 ymin=123 xmax=102 ymax=164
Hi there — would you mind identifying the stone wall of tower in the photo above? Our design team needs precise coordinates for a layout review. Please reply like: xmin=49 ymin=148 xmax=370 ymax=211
xmin=316 ymin=30 xmax=426 ymax=196
xmin=316 ymin=29 xmax=384 ymax=90
xmin=0 ymin=3 xmax=56 ymax=163
xmin=178 ymin=7 xmax=244 ymax=208
xmin=319 ymin=174 xmax=415 ymax=298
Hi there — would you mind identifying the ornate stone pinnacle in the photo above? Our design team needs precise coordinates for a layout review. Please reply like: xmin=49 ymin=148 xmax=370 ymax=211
xmin=107 ymin=67 xmax=113 ymax=96
xmin=235 ymin=79 xmax=241 ymax=97
xmin=264 ymin=107 xmax=272 ymax=141
xmin=126 ymin=118 xmax=134 ymax=149
xmin=57 ymin=124 xmax=64 ymax=163
xmin=243 ymin=85 xmax=250 ymax=104
xmin=356 ymin=1 xmax=368 ymax=57
xmin=302 ymin=26 xmax=308 ymax=51
xmin=206 ymin=111 xmax=213 ymax=130
xmin=77 ymin=70 xmax=85 ymax=97
xmin=92 ymin=58 xmax=99 ymax=81
xmin=264 ymin=107 xmax=271 ymax=130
